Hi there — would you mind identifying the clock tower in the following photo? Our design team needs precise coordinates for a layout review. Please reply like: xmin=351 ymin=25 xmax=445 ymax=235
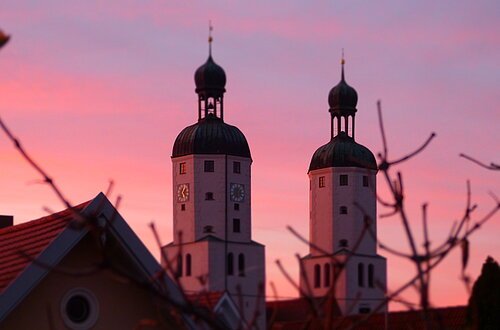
xmin=162 ymin=36 xmax=265 ymax=328
xmin=299 ymin=58 xmax=387 ymax=315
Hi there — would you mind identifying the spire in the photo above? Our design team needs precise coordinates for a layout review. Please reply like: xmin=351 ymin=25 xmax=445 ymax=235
xmin=195 ymin=23 xmax=226 ymax=121
xmin=208 ymin=20 xmax=213 ymax=57
xmin=341 ymin=48 xmax=345 ymax=81
xmin=328 ymin=49 xmax=358 ymax=139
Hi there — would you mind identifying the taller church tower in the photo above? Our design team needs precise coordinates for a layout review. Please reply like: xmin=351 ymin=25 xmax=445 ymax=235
xmin=162 ymin=35 xmax=265 ymax=328
xmin=299 ymin=58 xmax=387 ymax=315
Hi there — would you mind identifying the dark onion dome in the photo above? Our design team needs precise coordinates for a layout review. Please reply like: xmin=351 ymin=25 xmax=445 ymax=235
xmin=194 ymin=55 xmax=226 ymax=96
xmin=328 ymin=68 xmax=358 ymax=112
xmin=309 ymin=132 xmax=377 ymax=172
xmin=172 ymin=114 xmax=251 ymax=158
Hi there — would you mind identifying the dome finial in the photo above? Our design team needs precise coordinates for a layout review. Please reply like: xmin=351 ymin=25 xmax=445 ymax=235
xmin=341 ymin=48 xmax=345 ymax=81
xmin=0 ymin=29 xmax=10 ymax=49
xmin=208 ymin=20 xmax=213 ymax=57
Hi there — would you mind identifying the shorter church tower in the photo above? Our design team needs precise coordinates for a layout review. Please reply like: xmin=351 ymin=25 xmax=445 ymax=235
xmin=162 ymin=34 xmax=265 ymax=328
xmin=299 ymin=58 xmax=387 ymax=315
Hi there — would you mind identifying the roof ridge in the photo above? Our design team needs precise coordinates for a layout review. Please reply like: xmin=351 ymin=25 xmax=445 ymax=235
xmin=0 ymin=200 xmax=90 ymax=235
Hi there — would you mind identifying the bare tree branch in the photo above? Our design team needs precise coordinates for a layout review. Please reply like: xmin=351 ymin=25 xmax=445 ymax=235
xmin=460 ymin=153 xmax=500 ymax=171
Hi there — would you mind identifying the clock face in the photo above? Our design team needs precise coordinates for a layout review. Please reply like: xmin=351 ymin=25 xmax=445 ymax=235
xmin=177 ymin=183 xmax=189 ymax=202
xmin=230 ymin=183 xmax=245 ymax=202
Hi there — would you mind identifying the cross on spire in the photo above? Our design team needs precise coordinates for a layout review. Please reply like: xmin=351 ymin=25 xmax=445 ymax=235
xmin=208 ymin=20 xmax=213 ymax=56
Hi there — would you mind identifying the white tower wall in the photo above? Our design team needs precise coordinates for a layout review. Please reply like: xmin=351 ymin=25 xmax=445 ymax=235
xmin=172 ymin=155 xmax=252 ymax=243
xmin=309 ymin=167 xmax=377 ymax=255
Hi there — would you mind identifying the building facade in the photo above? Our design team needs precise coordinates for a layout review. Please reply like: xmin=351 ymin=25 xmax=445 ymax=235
xmin=299 ymin=59 xmax=387 ymax=315
xmin=0 ymin=194 xmax=187 ymax=329
xmin=162 ymin=42 xmax=266 ymax=329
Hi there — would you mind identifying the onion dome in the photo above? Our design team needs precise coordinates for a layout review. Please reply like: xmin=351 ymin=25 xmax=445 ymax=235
xmin=172 ymin=114 xmax=251 ymax=158
xmin=328 ymin=61 xmax=358 ymax=113
xmin=194 ymin=55 xmax=226 ymax=97
xmin=309 ymin=132 xmax=377 ymax=172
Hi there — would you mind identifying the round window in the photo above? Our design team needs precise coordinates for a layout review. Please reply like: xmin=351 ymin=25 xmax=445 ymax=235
xmin=61 ymin=289 xmax=98 ymax=329
xmin=66 ymin=294 xmax=90 ymax=323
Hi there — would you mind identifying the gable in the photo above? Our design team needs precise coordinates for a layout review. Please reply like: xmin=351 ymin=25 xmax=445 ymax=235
xmin=0 ymin=193 xmax=187 ymax=327
xmin=0 ymin=201 xmax=89 ymax=293
xmin=2 ymin=233 xmax=184 ymax=329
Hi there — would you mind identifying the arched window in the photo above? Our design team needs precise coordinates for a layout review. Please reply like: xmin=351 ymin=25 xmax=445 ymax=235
xmin=324 ymin=263 xmax=331 ymax=287
xmin=358 ymin=263 xmax=364 ymax=287
xmin=176 ymin=254 xmax=183 ymax=277
xmin=314 ymin=264 xmax=321 ymax=288
xmin=368 ymin=264 xmax=374 ymax=288
xmin=348 ymin=115 xmax=353 ymax=137
xmin=185 ymin=254 xmax=192 ymax=277
xmin=238 ymin=253 xmax=245 ymax=277
xmin=227 ymin=253 xmax=234 ymax=276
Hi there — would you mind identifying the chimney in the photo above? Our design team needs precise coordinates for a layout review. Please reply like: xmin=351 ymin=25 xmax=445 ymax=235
xmin=0 ymin=215 xmax=13 ymax=229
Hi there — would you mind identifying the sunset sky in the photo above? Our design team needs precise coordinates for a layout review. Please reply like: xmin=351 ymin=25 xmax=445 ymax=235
xmin=1 ymin=1 xmax=499 ymax=310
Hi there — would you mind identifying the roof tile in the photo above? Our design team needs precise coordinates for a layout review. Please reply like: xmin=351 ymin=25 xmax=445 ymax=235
xmin=0 ymin=202 xmax=89 ymax=292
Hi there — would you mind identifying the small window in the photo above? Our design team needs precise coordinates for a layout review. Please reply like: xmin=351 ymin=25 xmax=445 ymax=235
xmin=319 ymin=176 xmax=325 ymax=188
xmin=233 ymin=161 xmax=241 ymax=174
xmin=233 ymin=219 xmax=241 ymax=233
xmin=364 ymin=215 xmax=372 ymax=225
xmin=238 ymin=254 xmax=245 ymax=277
xmin=340 ymin=174 xmax=348 ymax=186
xmin=359 ymin=307 xmax=371 ymax=314
xmin=203 ymin=225 xmax=214 ymax=233
xmin=314 ymin=264 xmax=321 ymax=288
xmin=176 ymin=254 xmax=183 ymax=277
xmin=181 ymin=204 xmax=186 ymax=211
xmin=186 ymin=254 xmax=192 ymax=277
xmin=234 ymin=203 xmax=240 ymax=211
xmin=324 ymin=264 xmax=331 ymax=287
xmin=61 ymin=289 xmax=99 ymax=329
xmin=179 ymin=162 xmax=186 ymax=174
xmin=227 ymin=253 xmax=234 ymax=275
xmin=66 ymin=295 xmax=91 ymax=324
xmin=204 ymin=160 xmax=215 ymax=172
xmin=363 ymin=175 xmax=369 ymax=187
xmin=358 ymin=263 xmax=365 ymax=287
xmin=339 ymin=239 xmax=348 ymax=248
xmin=368 ymin=264 xmax=374 ymax=288
xmin=340 ymin=206 xmax=348 ymax=214
xmin=205 ymin=192 xmax=214 ymax=200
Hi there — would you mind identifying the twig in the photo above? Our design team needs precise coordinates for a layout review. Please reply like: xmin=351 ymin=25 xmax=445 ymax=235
xmin=460 ymin=153 xmax=500 ymax=171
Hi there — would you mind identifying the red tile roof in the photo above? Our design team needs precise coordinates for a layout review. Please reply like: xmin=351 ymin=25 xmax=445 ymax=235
xmin=267 ymin=299 xmax=467 ymax=330
xmin=335 ymin=306 xmax=467 ymax=330
xmin=0 ymin=202 xmax=89 ymax=292
xmin=267 ymin=297 xmax=341 ymax=325
xmin=186 ymin=291 xmax=224 ymax=310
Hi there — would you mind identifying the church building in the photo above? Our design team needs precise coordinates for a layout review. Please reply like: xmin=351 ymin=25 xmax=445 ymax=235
xmin=161 ymin=36 xmax=266 ymax=329
xmin=299 ymin=58 xmax=387 ymax=315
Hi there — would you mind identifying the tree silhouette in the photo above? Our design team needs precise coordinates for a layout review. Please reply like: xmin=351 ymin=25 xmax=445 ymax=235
xmin=466 ymin=256 xmax=500 ymax=329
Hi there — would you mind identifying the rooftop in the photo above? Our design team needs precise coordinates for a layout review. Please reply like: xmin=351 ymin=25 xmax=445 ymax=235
xmin=0 ymin=202 xmax=89 ymax=292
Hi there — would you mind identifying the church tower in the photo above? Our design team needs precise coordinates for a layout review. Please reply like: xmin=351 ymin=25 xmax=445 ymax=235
xmin=162 ymin=34 xmax=265 ymax=328
xmin=299 ymin=58 xmax=387 ymax=315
